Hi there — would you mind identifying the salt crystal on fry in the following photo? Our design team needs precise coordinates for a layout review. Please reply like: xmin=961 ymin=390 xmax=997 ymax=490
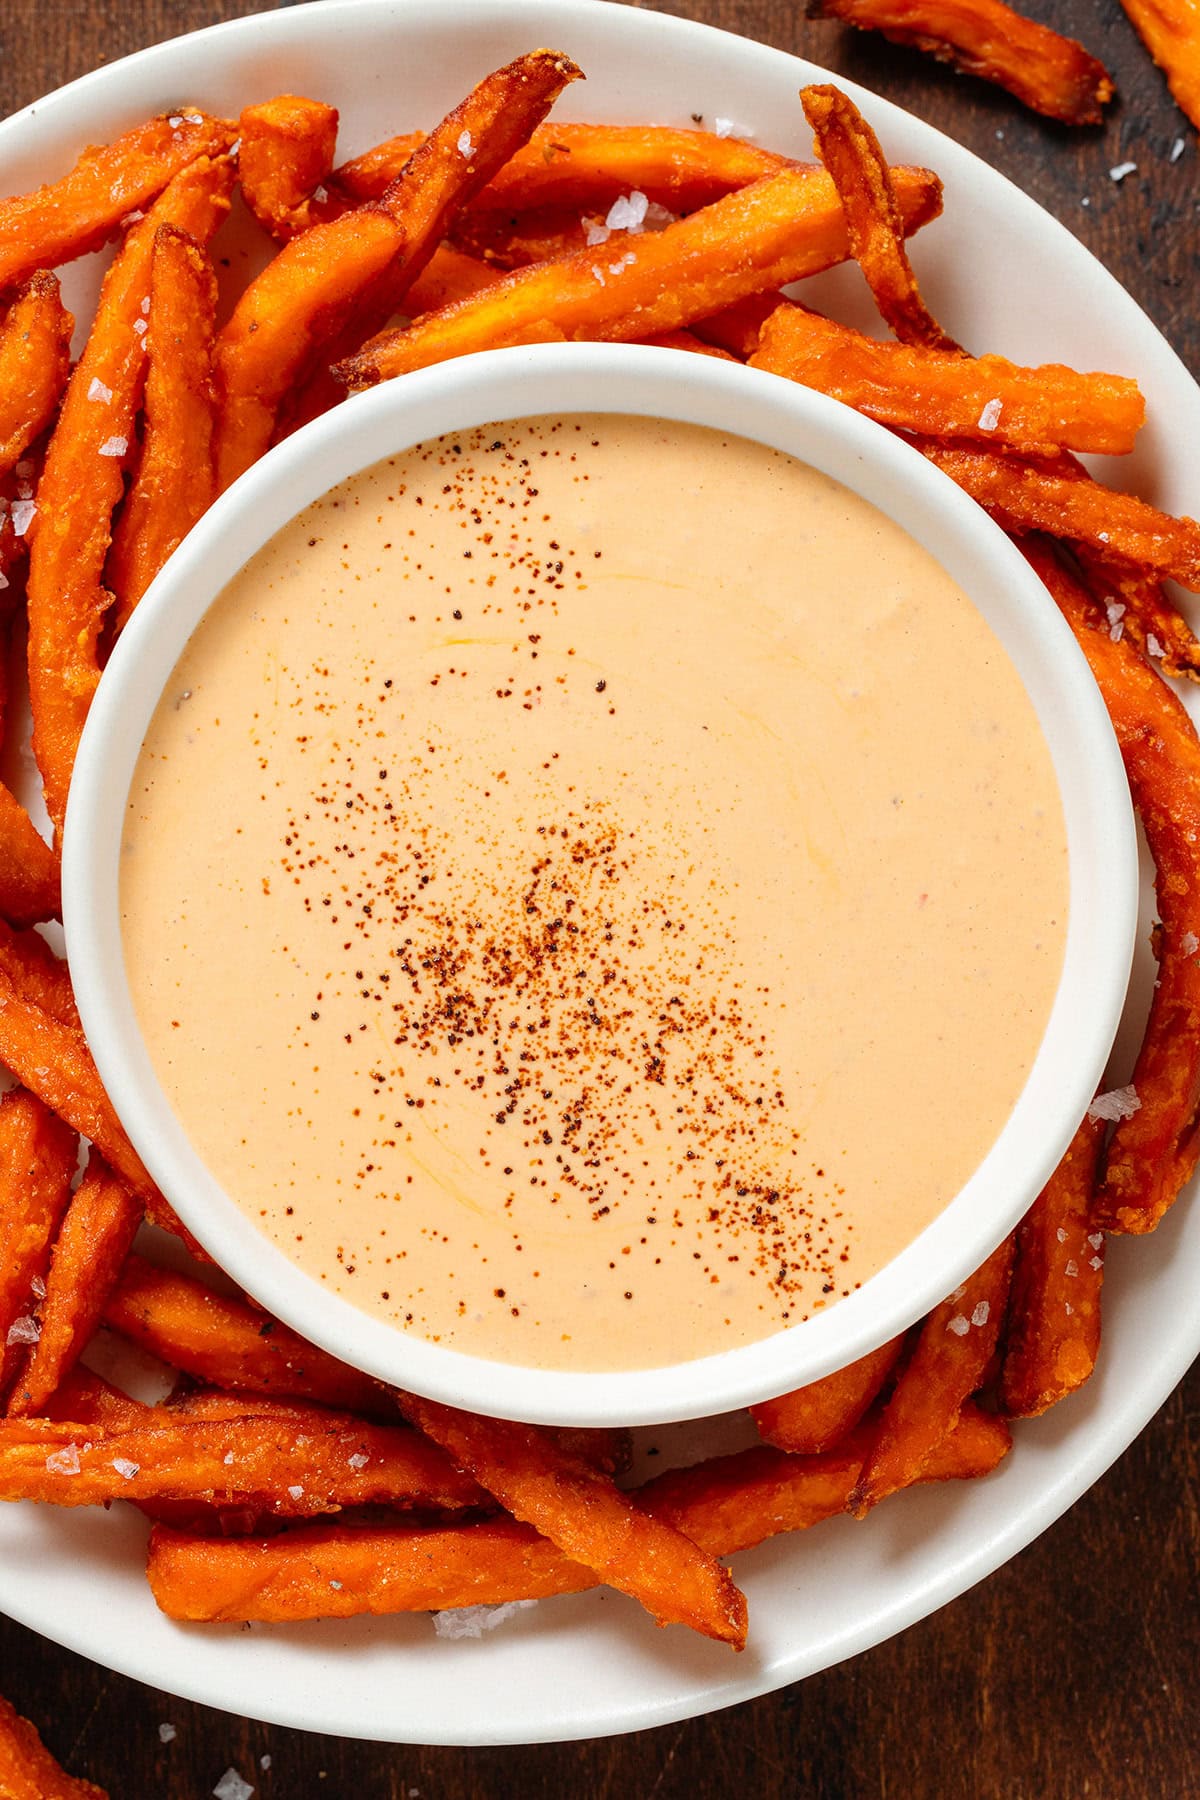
xmin=347 ymin=1452 xmax=369 ymax=1470
xmin=457 ymin=130 xmax=474 ymax=158
xmin=1088 ymin=1085 xmax=1141 ymax=1122
xmin=87 ymin=377 xmax=113 ymax=403
xmin=977 ymin=398 xmax=1002 ymax=431
xmin=6 ymin=1316 xmax=39 ymax=1346
xmin=970 ymin=1300 xmax=990 ymax=1327
xmin=98 ymin=436 xmax=127 ymax=457
xmin=11 ymin=499 xmax=36 ymax=535
xmin=605 ymin=190 xmax=649 ymax=233
xmin=112 ymin=1457 xmax=140 ymax=1480
xmin=947 ymin=1314 xmax=970 ymax=1336
xmin=46 ymin=1443 xmax=80 ymax=1475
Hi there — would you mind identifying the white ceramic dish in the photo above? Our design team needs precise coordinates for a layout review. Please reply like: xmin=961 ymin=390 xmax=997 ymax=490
xmin=63 ymin=343 xmax=1136 ymax=1429
xmin=2 ymin=0 xmax=1199 ymax=1746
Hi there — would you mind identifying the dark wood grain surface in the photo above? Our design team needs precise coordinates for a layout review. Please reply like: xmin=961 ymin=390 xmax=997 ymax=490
xmin=1 ymin=2 xmax=1197 ymax=1794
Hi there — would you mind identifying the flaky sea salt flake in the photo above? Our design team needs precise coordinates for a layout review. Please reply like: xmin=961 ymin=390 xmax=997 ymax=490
xmin=946 ymin=1314 xmax=970 ymax=1337
xmin=1088 ymin=1232 xmax=1104 ymax=1249
xmin=133 ymin=318 xmax=148 ymax=336
xmin=11 ymin=499 xmax=36 ymax=535
xmin=6 ymin=1316 xmax=39 ymax=1347
xmin=112 ymin=1457 xmax=140 ymax=1480
xmin=1088 ymin=1084 xmax=1141 ymax=1123
xmin=970 ymin=1300 xmax=990 ymax=1328
xmin=713 ymin=117 xmax=752 ymax=139
xmin=167 ymin=114 xmax=184 ymax=129
xmin=1170 ymin=137 xmax=1185 ymax=163
xmin=347 ymin=1452 xmax=369 ymax=1471
xmin=87 ymin=377 xmax=113 ymax=403
xmin=1065 ymin=1259 xmax=1079 ymax=1278
xmin=457 ymin=130 xmax=474 ymax=158
xmin=213 ymin=1770 xmax=254 ymax=1800
xmin=583 ymin=218 xmax=610 ymax=245
xmin=605 ymin=190 xmax=649 ymax=233
xmin=1182 ymin=932 xmax=1199 ymax=956
xmin=46 ymin=1443 xmax=80 ymax=1475
xmin=432 ymin=1598 xmax=538 ymax=1639
xmin=977 ymin=398 xmax=1003 ymax=432
xmin=98 ymin=436 xmax=127 ymax=457
xmin=1147 ymin=633 xmax=1166 ymax=659
xmin=287 ymin=1484 xmax=304 ymax=1500
xmin=1109 ymin=161 xmax=1137 ymax=182
xmin=1056 ymin=1226 xmax=1068 ymax=1243
xmin=158 ymin=1723 xmax=177 ymax=1744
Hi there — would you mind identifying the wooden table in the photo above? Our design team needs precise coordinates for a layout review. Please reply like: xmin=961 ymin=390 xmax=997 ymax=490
xmin=2 ymin=3 xmax=1197 ymax=1794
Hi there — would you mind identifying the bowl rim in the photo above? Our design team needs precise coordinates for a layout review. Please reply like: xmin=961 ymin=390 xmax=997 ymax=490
xmin=62 ymin=339 xmax=1139 ymax=1426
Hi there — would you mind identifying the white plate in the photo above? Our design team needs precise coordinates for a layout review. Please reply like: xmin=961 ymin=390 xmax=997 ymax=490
xmin=2 ymin=0 xmax=1199 ymax=1748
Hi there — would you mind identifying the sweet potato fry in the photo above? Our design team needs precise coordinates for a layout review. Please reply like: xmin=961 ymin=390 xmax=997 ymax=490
xmin=1023 ymin=542 xmax=1200 ymax=1233
xmin=752 ymin=302 xmax=1145 ymax=456
xmin=800 ymin=84 xmax=957 ymax=352
xmin=6 ymin=1155 xmax=142 ymax=1417
xmin=1075 ymin=550 xmax=1200 ymax=684
xmin=1000 ymin=1113 xmax=1106 ymax=1417
xmin=0 ymin=785 xmax=60 ymax=928
xmin=751 ymin=1332 xmax=907 ymax=1454
xmin=0 ymin=110 xmax=234 ymax=289
xmin=403 ymin=245 xmax=505 ymax=316
xmin=447 ymin=202 xmax=606 ymax=269
xmin=103 ymin=1253 xmax=388 ymax=1416
xmin=236 ymin=94 xmax=339 ymax=239
xmin=0 ymin=1089 xmax=77 ymax=1399
xmin=213 ymin=50 xmax=582 ymax=488
xmin=0 ymin=915 xmax=79 ymax=1029
xmin=336 ymin=163 xmax=944 ymax=387
xmin=0 ymin=971 xmax=159 ymax=1200
xmin=41 ymin=1365 xmax=150 ymax=1431
xmin=331 ymin=122 xmax=789 ymax=215
xmin=848 ymin=1235 xmax=1014 ymax=1515
xmin=107 ymin=225 xmax=219 ymax=630
xmin=807 ymin=0 xmax=1115 ymax=126
xmin=0 ymin=275 xmax=73 ymax=472
xmin=0 ymin=1410 xmax=487 ymax=1516
xmin=396 ymin=1389 xmax=748 ymax=1646
xmin=146 ymin=1404 xmax=1009 ymax=1623
xmin=914 ymin=439 xmax=1200 ymax=591
xmin=1117 ymin=0 xmax=1200 ymax=129
xmin=0 ymin=1693 xmax=107 ymax=1800
xmin=26 ymin=154 xmax=234 ymax=837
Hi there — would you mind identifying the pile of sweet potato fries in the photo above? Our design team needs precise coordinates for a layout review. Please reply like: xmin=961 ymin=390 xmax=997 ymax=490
xmin=2 ymin=34 xmax=1200 ymax=1793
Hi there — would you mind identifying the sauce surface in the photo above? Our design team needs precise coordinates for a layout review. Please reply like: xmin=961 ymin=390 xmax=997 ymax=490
xmin=121 ymin=415 xmax=1067 ymax=1371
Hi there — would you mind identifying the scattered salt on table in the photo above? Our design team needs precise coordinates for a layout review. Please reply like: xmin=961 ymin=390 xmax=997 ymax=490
xmin=213 ymin=1770 xmax=254 ymax=1800
xmin=1109 ymin=161 xmax=1137 ymax=182
xmin=1170 ymin=138 xmax=1185 ymax=163
xmin=158 ymin=1723 xmax=177 ymax=1745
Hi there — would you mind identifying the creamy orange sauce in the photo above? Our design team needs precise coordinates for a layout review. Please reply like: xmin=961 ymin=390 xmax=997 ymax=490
xmin=121 ymin=415 xmax=1067 ymax=1372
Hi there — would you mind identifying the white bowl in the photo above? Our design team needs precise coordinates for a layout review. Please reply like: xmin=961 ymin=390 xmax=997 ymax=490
xmin=63 ymin=341 xmax=1137 ymax=1427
